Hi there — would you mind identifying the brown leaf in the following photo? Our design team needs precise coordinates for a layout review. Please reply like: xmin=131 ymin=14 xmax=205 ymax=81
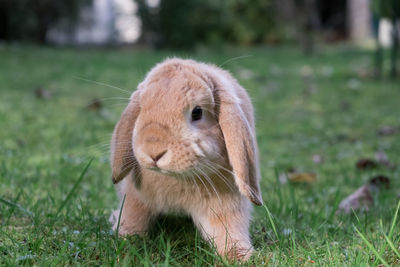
xmin=377 ymin=126 xmax=399 ymax=136
xmin=87 ymin=98 xmax=103 ymax=111
xmin=337 ymin=185 xmax=373 ymax=214
xmin=16 ymin=138 xmax=25 ymax=147
xmin=375 ymin=151 xmax=395 ymax=169
xmin=337 ymin=175 xmax=391 ymax=214
xmin=340 ymin=101 xmax=351 ymax=111
xmin=35 ymin=87 xmax=52 ymax=100
xmin=369 ymin=175 xmax=390 ymax=189
xmin=288 ymin=172 xmax=317 ymax=183
xmin=356 ymin=159 xmax=377 ymax=170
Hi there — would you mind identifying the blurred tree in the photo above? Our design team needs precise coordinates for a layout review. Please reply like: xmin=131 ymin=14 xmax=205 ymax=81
xmin=224 ymin=0 xmax=277 ymax=45
xmin=0 ymin=0 xmax=90 ymax=44
xmin=294 ymin=0 xmax=321 ymax=55
xmin=136 ymin=0 xmax=276 ymax=49
xmin=372 ymin=0 xmax=400 ymax=79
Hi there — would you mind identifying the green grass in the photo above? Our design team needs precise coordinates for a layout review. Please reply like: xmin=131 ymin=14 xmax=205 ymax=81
xmin=1 ymin=44 xmax=400 ymax=266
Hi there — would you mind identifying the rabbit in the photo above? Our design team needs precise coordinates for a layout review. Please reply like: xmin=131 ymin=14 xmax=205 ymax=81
xmin=109 ymin=58 xmax=263 ymax=261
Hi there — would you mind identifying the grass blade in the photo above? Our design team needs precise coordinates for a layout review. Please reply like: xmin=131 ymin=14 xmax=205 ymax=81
xmin=56 ymin=158 xmax=93 ymax=216
xmin=327 ymin=188 xmax=341 ymax=222
xmin=263 ymin=204 xmax=279 ymax=242
xmin=354 ymin=225 xmax=389 ymax=266
xmin=0 ymin=195 xmax=33 ymax=217
xmin=388 ymin=200 xmax=400 ymax=239
xmin=274 ymin=168 xmax=283 ymax=212
xmin=116 ymin=194 xmax=126 ymax=237
xmin=379 ymin=201 xmax=400 ymax=260
xmin=383 ymin=233 xmax=400 ymax=259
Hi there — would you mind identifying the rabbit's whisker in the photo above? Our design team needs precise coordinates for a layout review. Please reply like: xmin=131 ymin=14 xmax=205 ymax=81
xmin=109 ymin=103 xmax=134 ymax=108
xmin=197 ymin=166 xmax=221 ymax=203
xmin=201 ymin=161 xmax=236 ymax=193
xmin=218 ymin=54 xmax=253 ymax=68
xmin=74 ymin=76 xmax=132 ymax=96
xmin=206 ymin=163 xmax=236 ymax=193
xmin=192 ymin=168 xmax=212 ymax=199
xmin=117 ymin=159 xmax=141 ymax=176
xmin=188 ymin=172 xmax=201 ymax=196
xmin=100 ymin=97 xmax=131 ymax=101
xmin=207 ymin=161 xmax=236 ymax=177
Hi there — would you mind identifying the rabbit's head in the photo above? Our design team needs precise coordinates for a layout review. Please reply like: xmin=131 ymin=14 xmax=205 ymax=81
xmin=111 ymin=58 xmax=262 ymax=205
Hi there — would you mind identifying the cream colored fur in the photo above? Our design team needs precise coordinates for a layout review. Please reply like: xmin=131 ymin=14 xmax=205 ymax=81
xmin=109 ymin=58 xmax=262 ymax=261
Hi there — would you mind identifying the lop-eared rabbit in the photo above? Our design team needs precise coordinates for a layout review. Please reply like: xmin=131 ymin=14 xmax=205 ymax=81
xmin=110 ymin=58 xmax=262 ymax=261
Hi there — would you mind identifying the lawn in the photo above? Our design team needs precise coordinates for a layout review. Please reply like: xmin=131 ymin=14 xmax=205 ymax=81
xmin=0 ymin=44 xmax=400 ymax=266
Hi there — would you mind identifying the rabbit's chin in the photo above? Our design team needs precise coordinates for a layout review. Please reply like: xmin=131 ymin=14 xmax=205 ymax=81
xmin=147 ymin=166 xmax=176 ymax=176
xmin=146 ymin=165 xmax=209 ymax=179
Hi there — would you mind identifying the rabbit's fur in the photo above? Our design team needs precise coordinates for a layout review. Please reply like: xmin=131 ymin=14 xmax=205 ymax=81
xmin=110 ymin=58 xmax=262 ymax=260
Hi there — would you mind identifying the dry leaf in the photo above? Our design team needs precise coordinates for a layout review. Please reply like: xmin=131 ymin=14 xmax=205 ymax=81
xmin=375 ymin=151 xmax=389 ymax=164
xmin=375 ymin=151 xmax=395 ymax=169
xmin=340 ymin=101 xmax=351 ymax=111
xmin=35 ymin=87 xmax=52 ymax=99
xmin=377 ymin=126 xmax=399 ymax=136
xmin=356 ymin=159 xmax=377 ymax=170
xmin=288 ymin=172 xmax=317 ymax=183
xmin=337 ymin=186 xmax=372 ymax=214
xmin=87 ymin=98 xmax=103 ymax=111
xmin=16 ymin=138 xmax=25 ymax=147
xmin=369 ymin=175 xmax=390 ymax=189
xmin=337 ymin=175 xmax=390 ymax=214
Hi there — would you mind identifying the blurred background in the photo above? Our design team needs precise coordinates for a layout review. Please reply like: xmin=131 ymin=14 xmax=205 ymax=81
xmin=0 ymin=0 xmax=397 ymax=51
xmin=1 ymin=0 xmax=399 ymax=77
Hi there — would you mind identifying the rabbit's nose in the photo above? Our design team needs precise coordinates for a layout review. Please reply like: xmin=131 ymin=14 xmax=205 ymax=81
xmin=150 ymin=150 xmax=167 ymax=163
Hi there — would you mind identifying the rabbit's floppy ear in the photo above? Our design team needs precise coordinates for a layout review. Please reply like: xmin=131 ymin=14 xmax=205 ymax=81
xmin=207 ymin=71 xmax=263 ymax=206
xmin=111 ymin=90 xmax=141 ymax=184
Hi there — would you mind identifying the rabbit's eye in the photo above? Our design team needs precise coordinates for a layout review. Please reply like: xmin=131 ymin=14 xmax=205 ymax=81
xmin=191 ymin=106 xmax=202 ymax=121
